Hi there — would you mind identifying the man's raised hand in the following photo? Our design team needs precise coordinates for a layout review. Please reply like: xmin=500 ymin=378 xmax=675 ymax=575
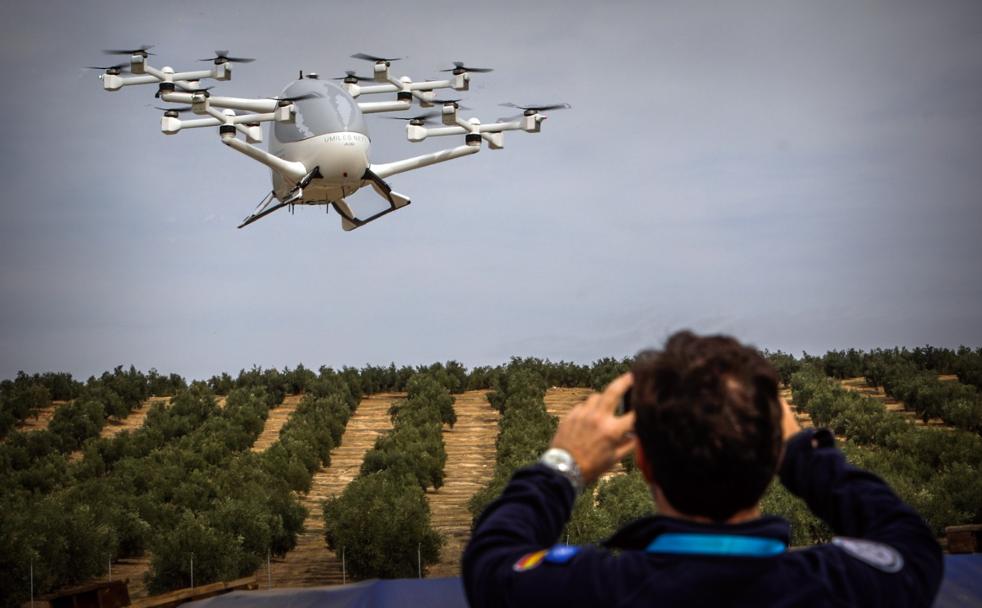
xmin=550 ymin=373 xmax=638 ymax=485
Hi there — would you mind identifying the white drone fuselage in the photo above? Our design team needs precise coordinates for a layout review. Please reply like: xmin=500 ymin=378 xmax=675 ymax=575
xmin=267 ymin=79 xmax=371 ymax=203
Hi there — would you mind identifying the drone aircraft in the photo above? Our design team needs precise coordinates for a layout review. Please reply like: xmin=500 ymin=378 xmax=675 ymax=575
xmin=92 ymin=47 xmax=569 ymax=231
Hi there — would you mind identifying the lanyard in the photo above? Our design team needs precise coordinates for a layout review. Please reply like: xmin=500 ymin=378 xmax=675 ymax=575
xmin=645 ymin=533 xmax=786 ymax=557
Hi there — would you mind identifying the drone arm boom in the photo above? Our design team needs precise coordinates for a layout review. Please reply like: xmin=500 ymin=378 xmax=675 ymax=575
xmin=101 ymin=74 xmax=158 ymax=90
xmin=370 ymin=143 xmax=479 ymax=180
xmin=358 ymin=100 xmax=413 ymax=114
xmin=353 ymin=84 xmax=399 ymax=95
xmin=160 ymin=92 xmax=278 ymax=113
xmin=220 ymin=133 xmax=307 ymax=181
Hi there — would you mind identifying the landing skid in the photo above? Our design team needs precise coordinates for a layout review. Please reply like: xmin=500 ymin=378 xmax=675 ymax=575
xmin=331 ymin=169 xmax=411 ymax=231
xmin=238 ymin=166 xmax=322 ymax=229
xmin=236 ymin=166 xmax=411 ymax=231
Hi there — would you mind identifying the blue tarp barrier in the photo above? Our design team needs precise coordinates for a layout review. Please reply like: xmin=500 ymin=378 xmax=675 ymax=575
xmin=185 ymin=555 xmax=982 ymax=607
xmin=935 ymin=555 xmax=982 ymax=607
xmin=184 ymin=578 xmax=467 ymax=608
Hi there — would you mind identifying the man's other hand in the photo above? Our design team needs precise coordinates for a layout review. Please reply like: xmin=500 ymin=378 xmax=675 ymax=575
xmin=551 ymin=373 xmax=638 ymax=485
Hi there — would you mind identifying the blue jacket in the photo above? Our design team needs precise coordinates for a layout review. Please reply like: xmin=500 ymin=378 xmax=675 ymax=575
xmin=462 ymin=429 xmax=943 ymax=607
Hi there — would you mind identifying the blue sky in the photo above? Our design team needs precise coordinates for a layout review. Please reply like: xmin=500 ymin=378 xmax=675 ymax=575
xmin=1 ymin=0 xmax=980 ymax=380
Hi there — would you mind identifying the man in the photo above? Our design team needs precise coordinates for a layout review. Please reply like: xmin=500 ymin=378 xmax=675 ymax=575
xmin=462 ymin=331 xmax=943 ymax=607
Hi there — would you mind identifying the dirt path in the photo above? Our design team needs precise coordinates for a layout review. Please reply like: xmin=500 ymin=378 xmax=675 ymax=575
xmin=15 ymin=400 xmax=67 ymax=432
xmin=261 ymin=392 xmax=398 ymax=588
xmin=426 ymin=391 xmax=498 ymax=577
xmin=543 ymin=387 xmax=593 ymax=418
xmin=251 ymin=394 xmax=303 ymax=452
xmin=781 ymin=386 xmax=814 ymax=429
xmin=101 ymin=397 xmax=169 ymax=442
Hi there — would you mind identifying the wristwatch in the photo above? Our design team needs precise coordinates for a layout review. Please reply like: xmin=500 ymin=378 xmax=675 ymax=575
xmin=540 ymin=448 xmax=585 ymax=496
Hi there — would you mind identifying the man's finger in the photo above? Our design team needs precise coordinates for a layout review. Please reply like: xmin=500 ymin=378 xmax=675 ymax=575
xmin=598 ymin=372 xmax=634 ymax=412
xmin=610 ymin=410 xmax=636 ymax=436
xmin=613 ymin=436 xmax=638 ymax=462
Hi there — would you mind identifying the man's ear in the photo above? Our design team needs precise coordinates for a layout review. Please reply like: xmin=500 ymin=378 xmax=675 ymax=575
xmin=635 ymin=442 xmax=655 ymax=484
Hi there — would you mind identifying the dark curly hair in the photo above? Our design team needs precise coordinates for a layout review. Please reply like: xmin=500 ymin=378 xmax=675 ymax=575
xmin=631 ymin=330 xmax=783 ymax=522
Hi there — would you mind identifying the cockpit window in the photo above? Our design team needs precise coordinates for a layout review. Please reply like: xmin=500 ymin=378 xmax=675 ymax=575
xmin=272 ymin=80 xmax=368 ymax=143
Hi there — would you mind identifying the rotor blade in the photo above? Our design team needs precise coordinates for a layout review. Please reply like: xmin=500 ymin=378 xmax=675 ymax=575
xmin=268 ymin=92 xmax=319 ymax=103
xmin=199 ymin=50 xmax=255 ymax=63
xmin=333 ymin=70 xmax=373 ymax=82
xmin=103 ymin=45 xmax=154 ymax=56
xmin=85 ymin=63 xmax=128 ymax=71
xmin=439 ymin=61 xmax=493 ymax=73
xmin=499 ymin=102 xmax=571 ymax=112
xmin=154 ymin=105 xmax=193 ymax=113
xmin=351 ymin=52 xmax=402 ymax=63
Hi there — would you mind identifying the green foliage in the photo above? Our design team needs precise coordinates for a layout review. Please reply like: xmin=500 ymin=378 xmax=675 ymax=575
xmin=792 ymin=366 xmax=982 ymax=536
xmin=470 ymin=367 xmax=556 ymax=521
xmin=760 ymin=483 xmax=832 ymax=546
xmin=596 ymin=471 xmax=654 ymax=528
xmin=323 ymin=372 xmax=450 ymax=579
xmin=323 ymin=470 xmax=442 ymax=579
xmin=763 ymin=350 xmax=801 ymax=386
xmin=147 ymin=510 xmax=257 ymax=595
xmin=865 ymin=349 xmax=982 ymax=433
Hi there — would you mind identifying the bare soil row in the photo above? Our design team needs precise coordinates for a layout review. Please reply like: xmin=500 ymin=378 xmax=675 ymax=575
xmin=426 ymin=390 xmax=499 ymax=577
xmin=260 ymin=392 xmax=398 ymax=587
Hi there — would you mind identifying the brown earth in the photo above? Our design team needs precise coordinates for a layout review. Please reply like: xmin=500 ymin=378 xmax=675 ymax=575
xmin=426 ymin=390 xmax=498 ymax=577
xmin=543 ymin=387 xmax=593 ymax=418
xmin=250 ymin=394 xmax=303 ymax=453
xmin=260 ymin=392 xmax=398 ymax=588
xmin=102 ymin=397 xmax=169 ymax=441
xmin=109 ymin=557 xmax=153 ymax=601
xmin=15 ymin=400 xmax=67 ymax=432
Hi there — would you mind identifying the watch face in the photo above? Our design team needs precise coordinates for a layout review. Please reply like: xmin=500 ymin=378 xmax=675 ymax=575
xmin=543 ymin=449 xmax=571 ymax=472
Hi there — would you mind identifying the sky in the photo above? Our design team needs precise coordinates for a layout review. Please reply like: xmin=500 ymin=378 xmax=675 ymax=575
xmin=1 ymin=0 xmax=980 ymax=381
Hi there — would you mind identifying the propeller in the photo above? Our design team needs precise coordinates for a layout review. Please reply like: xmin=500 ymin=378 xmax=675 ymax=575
xmin=154 ymin=105 xmax=193 ymax=113
xmin=85 ymin=63 xmax=129 ymax=73
xmin=332 ymin=70 xmax=373 ymax=82
xmin=440 ymin=61 xmax=493 ymax=73
xmin=383 ymin=111 xmax=441 ymax=125
xmin=199 ymin=50 xmax=255 ymax=64
xmin=499 ymin=102 xmax=571 ymax=113
xmin=103 ymin=45 xmax=154 ymax=57
xmin=431 ymin=98 xmax=470 ymax=110
xmin=351 ymin=52 xmax=402 ymax=64
xmin=268 ymin=92 xmax=320 ymax=104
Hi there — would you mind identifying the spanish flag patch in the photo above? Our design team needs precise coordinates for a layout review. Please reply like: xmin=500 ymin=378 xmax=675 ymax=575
xmin=512 ymin=549 xmax=548 ymax=572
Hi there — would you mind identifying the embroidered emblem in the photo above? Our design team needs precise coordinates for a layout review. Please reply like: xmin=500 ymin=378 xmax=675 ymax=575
xmin=545 ymin=544 xmax=580 ymax=564
xmin=831 ymin=537 xmax=904 ymax=573
xmin=513 ymin=549 xmax=548 ymax=572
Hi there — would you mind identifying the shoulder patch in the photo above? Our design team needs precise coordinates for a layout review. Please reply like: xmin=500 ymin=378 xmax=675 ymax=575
xmin=513 ymin=549 xmax=548 ymax=572
xmin=545 ymin=544 xmax=581 ymax=564
xmin=831 ymin=537 xmax=904 ymax=573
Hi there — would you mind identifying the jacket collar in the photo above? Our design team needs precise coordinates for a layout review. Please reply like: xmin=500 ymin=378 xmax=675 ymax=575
xmin=602 ymin=514 xmax=791 ymax=551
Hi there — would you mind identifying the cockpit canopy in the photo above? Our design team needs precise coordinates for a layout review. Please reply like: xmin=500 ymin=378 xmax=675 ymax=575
xmin=272 ymin=79 xmax=368 ymax=143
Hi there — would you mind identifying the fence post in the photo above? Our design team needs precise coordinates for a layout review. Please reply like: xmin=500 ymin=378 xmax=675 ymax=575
xmin=30 ymin=558 xmax=34 ymax=608
xmin=417 ymin=542 xmax=421 ymax=579
xmin=267 ymin=549 xmax=272 ymax=589
xmin=342 ymin=547 xmax=346 ymax=585
xmin=190 ymin=553 xmax=194 ymax=590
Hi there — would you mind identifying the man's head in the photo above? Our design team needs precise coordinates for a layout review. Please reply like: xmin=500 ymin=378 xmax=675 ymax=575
xmin=631 ymin=330 xmax=783 ymax=522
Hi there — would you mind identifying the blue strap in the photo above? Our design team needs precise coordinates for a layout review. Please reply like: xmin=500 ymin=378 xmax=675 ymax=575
xmin=645 ymin=533 xmax=786 ymax=557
